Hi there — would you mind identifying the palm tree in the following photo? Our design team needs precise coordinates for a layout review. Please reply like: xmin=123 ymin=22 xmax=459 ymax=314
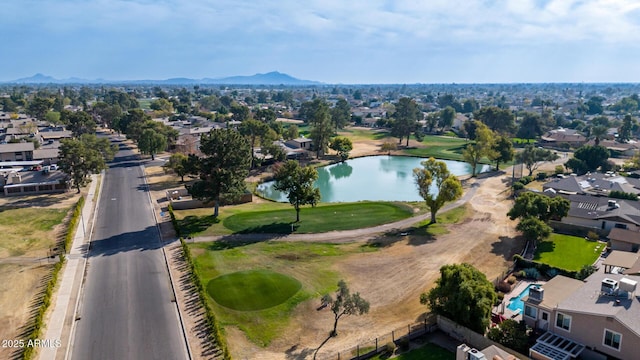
xmin=589 ymin=125 xmax=608 ymax=146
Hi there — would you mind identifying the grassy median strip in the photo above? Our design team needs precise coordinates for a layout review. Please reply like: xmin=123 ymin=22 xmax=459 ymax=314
xmin=175 ymin=201 xmax=414 ymax=236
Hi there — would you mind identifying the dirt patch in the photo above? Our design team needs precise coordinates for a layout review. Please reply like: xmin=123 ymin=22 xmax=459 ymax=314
xmin=0 ymin=263 xmax=53 ymax=360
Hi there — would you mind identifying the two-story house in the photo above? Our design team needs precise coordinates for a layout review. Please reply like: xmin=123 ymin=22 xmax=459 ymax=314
xmin=524 ymin=273 xmax=640 ymax=360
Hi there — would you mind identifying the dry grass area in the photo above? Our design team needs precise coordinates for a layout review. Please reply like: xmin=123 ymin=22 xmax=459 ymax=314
xmin=0 ymin=263 xmax=53 ymax=360
xmin=0 ymin=186 xmax=82 ymax=359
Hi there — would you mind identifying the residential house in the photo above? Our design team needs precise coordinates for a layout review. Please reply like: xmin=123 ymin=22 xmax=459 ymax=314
xmin=560 ymin=194 xmax=640 ymax=233
xmin=540 ymin=128 xmax=586 ymax=148
xmin=543 ymin=172 xmax=640 ymax=196
xmin=285 ymin=137 xmax=313 ymax=151
xmin=525 ymin=273 xmax=640 ymax=360
xmin=585 ymin=139 xmax=640 ymax=157
xmin=608 ymin=228 xmax=640 ymax=253
xmin=0 ymin=142 xmax=34 ymax=162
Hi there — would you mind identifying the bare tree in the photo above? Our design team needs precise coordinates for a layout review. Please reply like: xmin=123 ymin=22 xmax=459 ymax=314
xmin=314 ymin=280 xmax=370 ymax=359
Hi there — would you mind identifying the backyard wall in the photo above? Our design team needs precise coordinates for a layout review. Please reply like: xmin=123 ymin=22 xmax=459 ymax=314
xmin=436 ymin=315 xmax=529 ymax=360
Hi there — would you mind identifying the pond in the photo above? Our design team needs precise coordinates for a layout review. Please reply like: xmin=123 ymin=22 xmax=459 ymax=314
xmin=256 ymin=156 xmax=491 ymax=203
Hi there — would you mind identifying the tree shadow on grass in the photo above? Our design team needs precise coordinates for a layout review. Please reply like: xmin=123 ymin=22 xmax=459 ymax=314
xmin=178 ymin=215 xmax=219 ymax=236
xmin=532 ymin=240 xmax=555 ymax=261
xmin=234 ymin=222 xmax=297 ymax=234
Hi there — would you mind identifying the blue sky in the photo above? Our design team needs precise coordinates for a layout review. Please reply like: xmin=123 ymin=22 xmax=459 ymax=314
xmin=3 ymin=0 xmax=640 ymax=83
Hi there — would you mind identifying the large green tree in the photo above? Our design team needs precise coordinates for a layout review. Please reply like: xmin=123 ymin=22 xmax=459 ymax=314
xmin=188 ymin=129 xmax=251 ymax=217
xmin=26 ymin=97 xmax=54 ymax=121
xmin=517 ymin=145 xmax=559 ymax=176
xmin=487 ymin=319 xmax=530 ymax=354
xmin=329 ymin=136 xmax=353 ymax=162
xmin=239 ymin=119 xmax=270 ymax=168
xmin=330 ymin=97 xmax=351 ymax=131
xmin=565 ymin=145 xmax=610 ymax=174
xmin=516 ymin=112 xmax=543 ymax=141
xmin=507 ymin=192 xmax=570 ymax=222
xmin=58 ymin=134 xmax=117 ymax=193
xmin=438 ymin=106 xmax=456 ymax=130
xmin=490 ymin=135 xmax=514 ymax=171
xmin=138 ymin=128 xmax=167 ymax=160
xmin=421 ymin=263 xmax=496 ymax=333
xmin=163 ymin=152 xmax=189 ymax=182
xmin=62 ymin=110 xmax=97 ymax=137
xmin=273 ymin=160 xmax=321 ymax=222
xmin=392 ymin=97 xmax=422 ymax=146
xmin=474 ymin=106 xmax=515 ymax=133
xmin=618 ymin=114 xmax=637 ymax=143
xmin=462 ymin=121 xmax=495 ymax=177
xmin=516 ymin=217 xmax=552 ymax=245
xmin=413 ymin=158 xmax=463 ymax=224
xmin=306 ymin=99 xmax=334 ymax=158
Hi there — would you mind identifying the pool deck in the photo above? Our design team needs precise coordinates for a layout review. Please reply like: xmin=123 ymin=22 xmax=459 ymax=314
xmin=495 ymin=280 xmax=545 ymax=321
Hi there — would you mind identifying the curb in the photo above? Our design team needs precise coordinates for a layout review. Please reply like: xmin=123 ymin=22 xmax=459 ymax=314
xmin=64 ymin=172 xmax=103 ymax=360
xmin=141 ymin=164 xmax=193 ymax=360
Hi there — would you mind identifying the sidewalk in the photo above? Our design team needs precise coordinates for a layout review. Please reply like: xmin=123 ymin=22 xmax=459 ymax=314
xmin=39 ymin=173 xmax=101 ymax=360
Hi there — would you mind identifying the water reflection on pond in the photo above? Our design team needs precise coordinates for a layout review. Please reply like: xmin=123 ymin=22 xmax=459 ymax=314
xmin=257 ymin=156 xmax=490 ymax=203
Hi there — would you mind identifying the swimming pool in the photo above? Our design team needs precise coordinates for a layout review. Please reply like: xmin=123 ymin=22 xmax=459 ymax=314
xmin=507 ymin=284 xmax=540 ymax=312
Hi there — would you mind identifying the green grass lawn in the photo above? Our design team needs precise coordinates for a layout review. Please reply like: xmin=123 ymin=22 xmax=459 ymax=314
xmin=224 ymin=202 xmax=413 ymax=234
xmin=411 ymin=204 xmax=469 ymax=237
xmin=338 ymin=127 xmax=391 ymax=141
xmin=138 ymin=98 xmax=153 ymax=110
xmin=534 ymin=233 xmax=603 ymax=271
xmin=0 ymin=207 xmax=69 ymax=257
xmin=190 ymin=241 xmax=377 ymax=346
xmin=207 ymin=269 xmax=301 ymax=310
xmin=371 ymin=343 xmax=454 ymax=360
xmin=175 ymin=201 xmax=414 ymax=236
xmin=403 ymin=135 xmax=470 ymax=161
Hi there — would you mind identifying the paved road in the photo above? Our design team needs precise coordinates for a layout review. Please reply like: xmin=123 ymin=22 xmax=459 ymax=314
xmin=71 ymin=139 xmax=187 ymax=360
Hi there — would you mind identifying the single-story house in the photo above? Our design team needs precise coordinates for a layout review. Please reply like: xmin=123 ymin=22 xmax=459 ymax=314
xmin=0 ymin=142 xmax=34 ymax=162
xmin=285 ymin=137 xmax=313 ymax=150
xmin=560 ymin=194 xmax=640 ymax=233
xmin=540 ymin=128 xmax=586 ymax=148
xmin=608 ymin=228 xmax=640 ymax=253
xmin=543 ymin=172 xmax=640 ymax=196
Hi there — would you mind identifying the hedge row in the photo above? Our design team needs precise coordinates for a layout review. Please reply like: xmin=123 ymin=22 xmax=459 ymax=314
xmin=64 ymin=196 xmax=85 ymax=253
xmin=167 ymin=203 xmax=181 ymax=238
xmin=168 ymin=203 xmax=230 ymax=359
xmin=513 ymin=254 xmax=578 ymax=279
xmin=179 ymin=238 xmax=230 ymax=359
xmin=22 ymin=255 xmax=65 ymax=360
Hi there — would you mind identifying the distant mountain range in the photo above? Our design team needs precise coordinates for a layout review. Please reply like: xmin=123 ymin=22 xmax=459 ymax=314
xmin=4 ymin=71 xmax=322 ymax=85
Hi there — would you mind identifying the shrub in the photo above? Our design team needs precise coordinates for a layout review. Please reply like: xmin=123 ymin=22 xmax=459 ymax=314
xmin=507 ymin=275 xmax=517 ymax=284
xmin=536 ymin=172 xmax=547 ymax=181
xmin=555 ymin=165 xmax=565 ymax=175
xmin=587 ymin=231 xmax=599 ymax=241
xmin=609 ymin=190 xmax=638 ymax=201
xmin=384 ymin=341 xmax=397 ymax=355
xmin=512 ymin=181 xmax=525 ymax=190
xmin=523 ymin=268 xmax=540 ymax=280
xmin=520 ymin=176 xmax=534 ymax=185
xmin=496 ymin=281 xmax=511 ymax=293
xmin=396 ymin=337 xmax=410 ymax=351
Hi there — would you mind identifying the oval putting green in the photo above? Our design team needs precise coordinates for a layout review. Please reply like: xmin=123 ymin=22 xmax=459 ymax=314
xmin=206 ymin=270 xmax=301 ymax=311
